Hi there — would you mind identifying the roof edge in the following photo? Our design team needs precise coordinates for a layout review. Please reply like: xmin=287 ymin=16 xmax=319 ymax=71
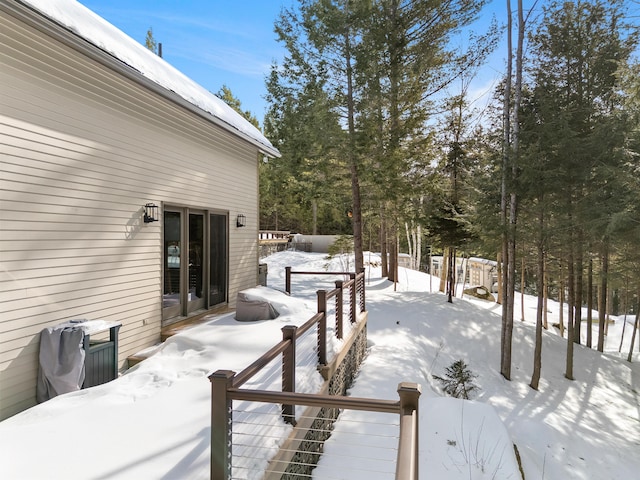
xmin=5 ymin=0 xmax=281 ymax=158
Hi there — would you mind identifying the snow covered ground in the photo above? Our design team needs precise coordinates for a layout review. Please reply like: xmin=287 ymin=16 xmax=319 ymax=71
xmin=0 ymin=251 xmax=637 ymax=479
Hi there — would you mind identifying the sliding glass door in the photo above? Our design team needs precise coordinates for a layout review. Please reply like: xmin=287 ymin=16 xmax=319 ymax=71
xmin=187 ymin=212 xmax=205 ymax=313
xmin=163 ymin=207 xmax=228 ymax=324
xmin=163 ymin=210 xmax=182 ymax=319
xmin=209 ymin=213 xmax=227 ymax=305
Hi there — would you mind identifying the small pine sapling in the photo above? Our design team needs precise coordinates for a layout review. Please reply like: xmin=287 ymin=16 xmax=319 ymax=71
xmin=433 ymin=359 xmax=479 ymax=399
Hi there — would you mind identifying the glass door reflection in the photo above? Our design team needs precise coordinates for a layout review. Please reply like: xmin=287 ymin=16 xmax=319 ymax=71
xmin=187 ymin=213 xmax=205 ymax=313
xmin=163 ymin=210 xmax=181 ymax=318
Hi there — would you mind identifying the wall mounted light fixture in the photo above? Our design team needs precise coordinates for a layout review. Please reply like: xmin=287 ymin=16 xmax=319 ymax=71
xmin=236 ymin=214 xmax=246 ymax=228
xmin=144 ymin=203 xmax=159 ymax=223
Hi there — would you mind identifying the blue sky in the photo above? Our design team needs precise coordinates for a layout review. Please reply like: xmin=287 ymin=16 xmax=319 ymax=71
xmin=77 ymin=0 xmax=524 ymax=124
xmin=78 ymin=0 xmax=291 ymax=122
xmin=75 ymin=0 xmax=591 ymax=126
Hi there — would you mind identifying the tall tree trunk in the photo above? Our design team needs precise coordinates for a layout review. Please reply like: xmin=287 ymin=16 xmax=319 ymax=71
xmin=531 ymin=207 xmax=545 ymax=390
xmin=440 ymin=247 xmax=449 ymax=293
xmin=628 ymin=287 xmax=639 ymax=363
xmin=389 ymin=226 xmax=399 ymax=285
xmin=597 ymin=242 xmax=609 ymax=352
xmin=415 ymin=224 xmax=422 ymax=271
xmin=312 ymin=200 xmax=318 ymax=235
xmin=521 ymin=256 xmax=526 ymax=321
xmin=619 ymin=280 xmax=629 ymax=353
xmin=415 ymin=198 xmax=423 ymax=271
xmin=559 ymin=264 xmax=565 ymax=337
xmin=574 ymin=242 xmax=583 ymax=344
xmin=587 ymin=256 xmax=593 ymax=348
xmin=405 ymin=222 xmax=413 ymax=269
xmin=543 ymin=259 xmax=548 ymax=329
xmin=380 ymin=205 xmax=388 ymax=278
xmin=461 ymin=256 xmax=468 ymax=298
xmin=501 ymin=0 xmax=524 ymax=381
xmin=343 ymin=25 xmax=363 ymax=272
xmin=500 ymin=0 xmax=514 ymax=381
xmin=497 ymin=251 xmax=503 ymax=304
xmin=447 ymin=248 xmax=456 ymax=303
xmin=565 ymin=246 xmax=575 ymax=380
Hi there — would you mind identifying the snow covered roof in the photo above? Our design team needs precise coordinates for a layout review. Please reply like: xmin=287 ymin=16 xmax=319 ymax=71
xmin=15 ymin=0 xmax=280 ymax=157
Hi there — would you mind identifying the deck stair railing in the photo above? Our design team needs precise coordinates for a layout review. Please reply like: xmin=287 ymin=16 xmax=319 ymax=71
xmin=209 ymin=267 xmax=419 ymax=479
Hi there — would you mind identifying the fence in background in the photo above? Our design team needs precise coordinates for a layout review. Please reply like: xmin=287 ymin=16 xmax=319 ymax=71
xmin=209 ymin=268 xmax=420 ymax=479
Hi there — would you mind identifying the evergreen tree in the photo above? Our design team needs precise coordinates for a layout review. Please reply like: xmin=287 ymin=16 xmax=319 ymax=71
xmin=145 ymin=27 xmax=158 ymax=55
xmin=433 ymin=359 xmax=479 ymax=400
xmin=216 ymin=85 xmax=260 ymax=129
xmin=263 ymin=67 xmax=349 ymax=233
xmin=268 ymin=0 xmax=496 ymax=272
xmin=529 ymin=0 xmax=636 ymax=375
xmin=522 ymin=0 xmax=638 ymax=380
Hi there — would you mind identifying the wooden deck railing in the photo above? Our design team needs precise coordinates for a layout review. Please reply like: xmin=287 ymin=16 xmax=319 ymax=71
xmin=208 ymin=268 xmax=419 ymax=479
xmin=285 ymin=266 xmax=366 ymax=326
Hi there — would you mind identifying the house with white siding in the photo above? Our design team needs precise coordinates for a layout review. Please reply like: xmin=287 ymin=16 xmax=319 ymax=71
xmin=430 ymin=255 xmax=498 ymax=292
xmin=0 ymin=0 xmax=280 ymax=420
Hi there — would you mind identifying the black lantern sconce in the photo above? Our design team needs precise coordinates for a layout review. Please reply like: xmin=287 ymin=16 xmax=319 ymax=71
xmin=143 ymin=203 xmax=159 ymax=223
xmin=236 ymin=214 xmax=246 ymax=228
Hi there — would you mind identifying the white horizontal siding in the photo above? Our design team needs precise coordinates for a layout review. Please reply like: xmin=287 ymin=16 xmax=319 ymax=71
xmin=0 ymin=10 xmax=260 ymax=419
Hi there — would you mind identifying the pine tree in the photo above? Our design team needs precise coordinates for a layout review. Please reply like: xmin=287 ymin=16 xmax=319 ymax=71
xmin=145 ymin=27 xmax=157 ymax=55
xmin=216 ymin=85 xmax=260 ymax=129
xmin=526 ymin=0 xmax=638 ymax=377
xmin=433 ymin=359 xmax=479 ymax=400
xmin=268 ymin=0 xmax=496 ymax=271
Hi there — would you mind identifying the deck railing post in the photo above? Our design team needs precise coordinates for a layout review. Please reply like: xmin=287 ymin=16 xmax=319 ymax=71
xmin=349 ymin=273 xmax=357 ymax=324
xmin=334 ymin=280 xmax=344 ymax=339
xmin=396 ymin=382 xmax=421 ymax=480
xmin=281 ymin=325 xmax=297 ymax=424
xmin=285 ymin=266 xmax=292 ymax=294
xmin=210 ymin=370 xmax=236 ymax=480
xmin=359 ymin=267 xmax=366 ymax=313
xmin=317 ymin=290 xmax=327 ymax=365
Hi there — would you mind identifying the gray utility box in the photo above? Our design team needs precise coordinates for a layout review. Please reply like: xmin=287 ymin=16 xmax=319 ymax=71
xmin=82 ymin=322 xmax=120 ymax=388
xmin=258 ymin=263 xmax=268 ymax=286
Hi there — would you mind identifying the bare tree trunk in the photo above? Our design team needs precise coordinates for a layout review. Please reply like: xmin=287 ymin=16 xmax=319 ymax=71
xmin=574 ymin=243 xmax=583 ymax=344
xmin=405 ymin=222 xmax=413 ymax=269
xmin=380 ymin=205 xmax=388 ymax=278
xmin=531 ymin=208 xmax=544 ymax=390
xmin=415 ymin=199 xmax=423 ymax=271
xmin=559 ymin=267 xmax=565 ymax=338
xmin=587 ymin=256 xmax=593 ymax=348
xmin=619 ymin=280 xmax=628 ymax=353
xmin=605 ymin=286 xmax=613 ymax=336
xmin=460 ymin=255 xmax=468 ymax=299
xmin=628 ymin=287 xmax=639 ymax=363
xmin=521 ymin=255 xmax=526 ymax=321
xmin=312 ymin=200 xmax=318 ymax=235
xmin=565 ymin=247 xmax=575 ymax=380
xmin=543 ymin=260 xmax=548 ymax=329
xmin=343 ymin=25 xmax=363 ymax=272
xmin=428 ymin=244 xmax=432 ymax=293
xmin=447 ymin=248 xmax=456 ymax=303
xmin=389 ymin=226 xmax=398 ymax=285
xmin=497 ymin=251 xmax=503 ymax=304
xmin=597 ymin=243 xmax=609 ymax=352
xmin=415 ymin=224 xmax=422 ymax=271
xmin=500 ymin=0 xmax=514 ymax=381
xmin=440 ymin=247 xmax=448 ymax=293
